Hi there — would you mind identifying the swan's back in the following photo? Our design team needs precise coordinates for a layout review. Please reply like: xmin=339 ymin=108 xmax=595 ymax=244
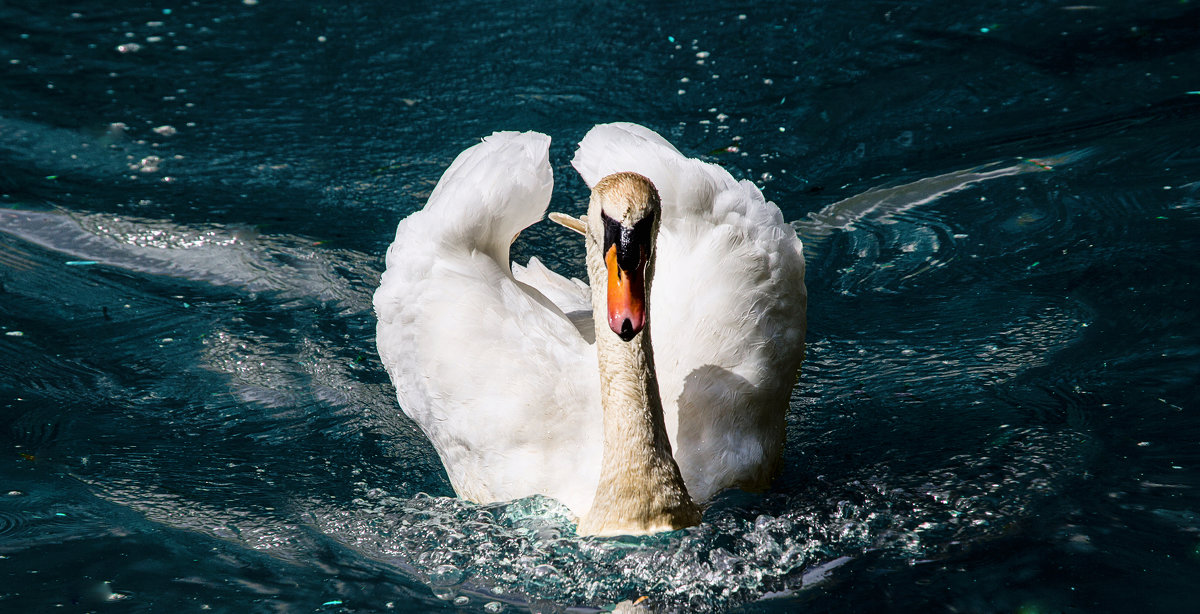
xmin=573 ymin=123 xmax=808 ymax=501
xmin=374 ymin=132 xmax=602 ymax=515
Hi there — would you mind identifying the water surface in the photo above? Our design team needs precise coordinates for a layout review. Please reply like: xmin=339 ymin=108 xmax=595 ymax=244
xmin=2 ymin=1 xmax=1198 ymax=611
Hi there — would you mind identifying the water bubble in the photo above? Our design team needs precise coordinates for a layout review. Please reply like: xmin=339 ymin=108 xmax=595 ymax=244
xmin=429 ymin=564 xmax=463 ymax=586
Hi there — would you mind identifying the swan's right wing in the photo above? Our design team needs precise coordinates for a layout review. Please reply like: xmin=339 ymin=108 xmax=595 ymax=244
xmin=374 ymin=132 xmax=601 ymax=515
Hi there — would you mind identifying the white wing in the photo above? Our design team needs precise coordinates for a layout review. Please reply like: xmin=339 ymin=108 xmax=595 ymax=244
xmin=572 ymin=123 xmax=808 ymax=501
xmin=374 ymin=132 xmax=602 ymax=515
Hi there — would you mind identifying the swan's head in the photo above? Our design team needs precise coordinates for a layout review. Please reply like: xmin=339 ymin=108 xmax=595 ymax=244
xmin=590 ymin=172 xmax=661 ymax=342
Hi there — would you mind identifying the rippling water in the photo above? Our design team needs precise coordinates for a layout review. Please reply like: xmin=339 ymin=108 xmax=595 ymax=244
xmin=2 ymin=1 xmax=1198 ymax=611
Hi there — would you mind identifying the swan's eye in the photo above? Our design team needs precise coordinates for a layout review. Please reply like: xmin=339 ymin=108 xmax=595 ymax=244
xmin=631 ymin=214 xmax=654 ymax=244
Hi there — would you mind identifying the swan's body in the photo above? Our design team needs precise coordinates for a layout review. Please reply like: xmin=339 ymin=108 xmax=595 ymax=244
xmin=374 ymin=123 xmax=806 ymax=533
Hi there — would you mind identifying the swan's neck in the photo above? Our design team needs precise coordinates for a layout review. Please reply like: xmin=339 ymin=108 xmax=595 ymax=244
xmin=578 ymin=284 xmax=700 ymax=536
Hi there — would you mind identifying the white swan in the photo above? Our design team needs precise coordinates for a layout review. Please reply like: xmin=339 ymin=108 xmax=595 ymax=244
xmin=373 ymin=123 xmax=806 ymax=535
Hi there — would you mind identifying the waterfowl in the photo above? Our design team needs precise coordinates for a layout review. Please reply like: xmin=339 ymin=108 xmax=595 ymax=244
xmin=373 ymin=123 xmax=806 ymax=535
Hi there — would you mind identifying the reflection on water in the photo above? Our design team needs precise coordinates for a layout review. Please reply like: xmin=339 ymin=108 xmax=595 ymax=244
xmin=2 ymin=0 xmax=1199 ymax=611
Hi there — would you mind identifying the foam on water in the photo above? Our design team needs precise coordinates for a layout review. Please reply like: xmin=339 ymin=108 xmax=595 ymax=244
xmin=227 ymin=407 xmax=1089 ymax=612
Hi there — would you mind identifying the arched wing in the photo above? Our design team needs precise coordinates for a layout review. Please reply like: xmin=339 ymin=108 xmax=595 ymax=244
xmin=374 ymin=132 xmax=601 ymax=514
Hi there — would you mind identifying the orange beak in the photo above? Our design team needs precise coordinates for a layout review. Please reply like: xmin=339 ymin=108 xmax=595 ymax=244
xmin=605 ymin=244 xmax=646 ymax=341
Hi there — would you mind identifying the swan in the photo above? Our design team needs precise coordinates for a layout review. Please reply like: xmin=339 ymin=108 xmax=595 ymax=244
xmin=373 ymin=123 xmax=806 ymax=535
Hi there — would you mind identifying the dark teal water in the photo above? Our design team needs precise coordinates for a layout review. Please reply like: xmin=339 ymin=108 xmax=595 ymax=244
xmin=2 ymin=1 xmax=1198 ymax=611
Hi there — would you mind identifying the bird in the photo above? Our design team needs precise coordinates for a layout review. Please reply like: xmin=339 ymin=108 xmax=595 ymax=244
xmin=373 ymin=122 xmax=807 ymax=535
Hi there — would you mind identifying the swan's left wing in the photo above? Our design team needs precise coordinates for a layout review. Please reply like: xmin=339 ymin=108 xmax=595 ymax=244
xmin=572 ymin=123 xmax=807 ymax=501
xmin=374 ymin=132 xmax=602 ymax=515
